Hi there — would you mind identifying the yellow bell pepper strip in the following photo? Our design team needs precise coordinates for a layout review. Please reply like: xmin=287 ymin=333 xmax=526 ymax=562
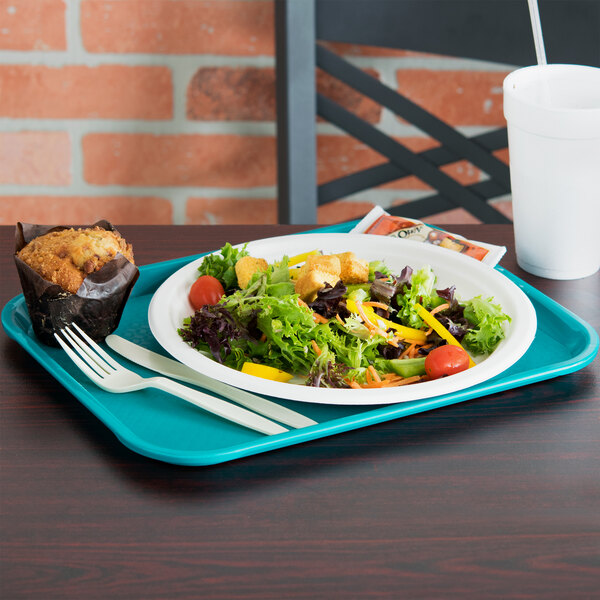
xmin=346 ymin=299 xmax=428 ymax=344
xmin=241 ymin=362 xmax=294 ymax=382
xmin=414 ymin=303 xmax=475 ymax=368
xmin=288 ymin=250 xmax=321 ymax=278
xmin=288 ymin=249 xmax=321 ymax=267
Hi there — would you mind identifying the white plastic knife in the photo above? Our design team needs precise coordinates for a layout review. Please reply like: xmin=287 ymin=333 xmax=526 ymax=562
xmin=105 ymin=335 xmax=317 ymax=429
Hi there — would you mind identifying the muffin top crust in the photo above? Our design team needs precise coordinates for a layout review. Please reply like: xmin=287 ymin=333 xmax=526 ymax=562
xmin=17 ymin=226 xmax=134 ymax=294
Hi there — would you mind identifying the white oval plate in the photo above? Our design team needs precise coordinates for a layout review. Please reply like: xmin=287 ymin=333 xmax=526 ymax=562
xmin=148 ymin=233 xmax=536 ymax=405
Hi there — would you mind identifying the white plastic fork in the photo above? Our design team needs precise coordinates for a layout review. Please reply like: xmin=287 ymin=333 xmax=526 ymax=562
xmin=54 ymin=323 xmax=288 ymax=436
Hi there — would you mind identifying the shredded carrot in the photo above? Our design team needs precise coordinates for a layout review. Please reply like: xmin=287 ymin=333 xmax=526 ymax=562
xmin=373 ymin=374 xmax=422 ymax=387
xmin=402 ymin=337 xmax=427 ymax=346
xmin=359 ymin=373 xmax=423 ymax=388
xmin=297 ymin=298 xmax=308 ymax=308
xmin=349 ymin=380 xmax=362 ymax=389
xmin=355 ymin=301 xmax=388 ymax=338
xmin=360 ymin=373 xmax=421 ymax=388
xmin=260 ymin=333 xmax=267 ymax=342
xmin=430 ymin=302 xmax=450 ymax=316
xmin=387 ymin=337 xmax=400 ymax=348
xmin=400 ymin=342 xmax=417 ymax=359
xmin=380 ymin=378 xmax=402 ymax=387
xmin=373 ymin=326 xmax=389 ymax=338
xmin=311 ymin=340 xmax=321 ymax=356
xmin=356 ymin=366 xmax=386 ymax=389
xmin=335 ymin=313 xmax=345 ymax=326
xmin=363 ymin=301 xmax=389 ymax=310
xmin=360 ymin=380 xmax=383 ymax=389
xmin=422 ymin=303 xmax=450 ymax=335
xmin=368 ymin=365 xmax=381 ymax=383
xmin=396 ymin=375 xmax=422 ymax=386
xmin=312 ymin=312 xmax=329 ymax=324
xmin=354 ymin=301 xmax=374 ymax=329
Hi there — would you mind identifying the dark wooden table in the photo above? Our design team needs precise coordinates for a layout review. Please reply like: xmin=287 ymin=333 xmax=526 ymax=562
xmin=1 ymin=224 xmax=599 ymax=600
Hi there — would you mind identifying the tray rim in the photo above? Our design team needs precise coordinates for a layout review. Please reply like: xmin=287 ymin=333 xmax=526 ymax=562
xmin=2 ymin=225 xmax=599 ymax=466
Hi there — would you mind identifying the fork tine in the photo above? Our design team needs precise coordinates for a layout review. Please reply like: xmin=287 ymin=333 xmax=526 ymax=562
xmin=54 ymin=331 xmax=106 ymax=381
xmin=71 ymin=323 xmax=122 ymax=370
xmin=62 ymin=327 xmax=113 ymax=376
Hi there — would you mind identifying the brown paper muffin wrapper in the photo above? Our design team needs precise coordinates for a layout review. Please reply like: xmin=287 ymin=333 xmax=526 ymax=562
xmin=14 ymin=220 xmax=139 ymax=346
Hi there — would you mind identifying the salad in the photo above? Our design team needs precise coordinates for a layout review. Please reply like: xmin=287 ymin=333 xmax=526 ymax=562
xmin=178 ymin=243 xmax=511 ymax=389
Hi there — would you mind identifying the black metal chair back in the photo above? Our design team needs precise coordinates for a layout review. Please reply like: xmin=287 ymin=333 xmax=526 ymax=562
xmin=275 ymin=0 xmax=600 ymax=224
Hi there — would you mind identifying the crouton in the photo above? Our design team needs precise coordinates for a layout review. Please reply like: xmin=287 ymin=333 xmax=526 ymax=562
xmin=334 ymin=252 xmax=369 ymax=284
xmin=295 ymin=269 xmax=340 ymax=302
xmin=235 ymin=255 xmax=268 ymax=289
xmin=298 ymin=254 xmax=341 ymax=278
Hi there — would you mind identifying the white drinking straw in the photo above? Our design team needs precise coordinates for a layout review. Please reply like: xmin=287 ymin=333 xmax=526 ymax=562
xmin=527 ymin=0 xmax=547 ymax=64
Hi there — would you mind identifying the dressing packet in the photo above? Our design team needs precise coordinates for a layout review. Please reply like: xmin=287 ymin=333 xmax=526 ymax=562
xmin=351 ymin=206 xmax=506 ymax=267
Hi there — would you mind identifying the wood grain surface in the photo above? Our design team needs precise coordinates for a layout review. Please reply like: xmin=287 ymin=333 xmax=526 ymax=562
xmin=1 ymin=224 xmax=598 ymax=600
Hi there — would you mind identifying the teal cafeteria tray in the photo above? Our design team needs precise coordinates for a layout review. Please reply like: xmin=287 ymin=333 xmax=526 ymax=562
xmin=3 ymin=223 xmax=598 ymax=466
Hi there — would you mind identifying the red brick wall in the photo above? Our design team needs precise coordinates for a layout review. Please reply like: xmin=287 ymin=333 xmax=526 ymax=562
xmin=0 ymin=0 xmax=512 ymax=226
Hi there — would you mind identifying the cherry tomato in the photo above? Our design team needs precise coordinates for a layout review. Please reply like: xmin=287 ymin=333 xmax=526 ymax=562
xmin=424 ymin=345 xmax=470 ymax=379
xmin=189 ymin=275 xmax=225 ymax=310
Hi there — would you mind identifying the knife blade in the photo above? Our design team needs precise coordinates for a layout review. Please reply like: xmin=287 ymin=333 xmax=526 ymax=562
xmin=105 ymin=335 xmax=317 ymax=429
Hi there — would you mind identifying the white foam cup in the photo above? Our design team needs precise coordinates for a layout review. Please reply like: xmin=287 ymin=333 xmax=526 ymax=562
xmin=503 ymin=64 xmax=600 ymax=279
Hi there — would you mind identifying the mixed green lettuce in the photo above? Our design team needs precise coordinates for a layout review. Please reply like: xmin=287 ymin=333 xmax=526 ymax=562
xmin=197 ymin=242 xmax=249 ymax=290
xmin=179 ymin=244 xmax=512 ymax=387
xmin=462 ymin=296 xmax=511 ymax=354
xmin=395 ymin=265 xmax=439 ymax=329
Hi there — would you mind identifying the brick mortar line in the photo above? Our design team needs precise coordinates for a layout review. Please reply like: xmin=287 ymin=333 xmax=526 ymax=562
xmin=0 ymin=119 xmax=278 ymax=135
xmin=172 ymin=59 xmax=203 ymax=123
xmin=0 ymin=183 xmax=279 ymax=196
xmin=0 ymin=118 xmax=497 ymax=139
xmin=0 ymin=53 xmax=513 ymax=71
xmin=378 ymin=64 xmax=408 ymax=133
xmin=0 ymin=184 xmax=511 ymax=206
xmin=346 ymin=55 xmax=517 ymax=71
xmin=0 ymin=185 xmax=436 ymax=203
xmin=0 ymin=186 xmax=509 ymax=203
xmin=0 ymin=186 xmax=443 ymax=202
xmin=170 ymin=191 xmax=190 ymax=225
xmin=65 ymin=0 xmax=84 ymax=60
xmin=0 ymin=51 xmax=277 ymax=68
